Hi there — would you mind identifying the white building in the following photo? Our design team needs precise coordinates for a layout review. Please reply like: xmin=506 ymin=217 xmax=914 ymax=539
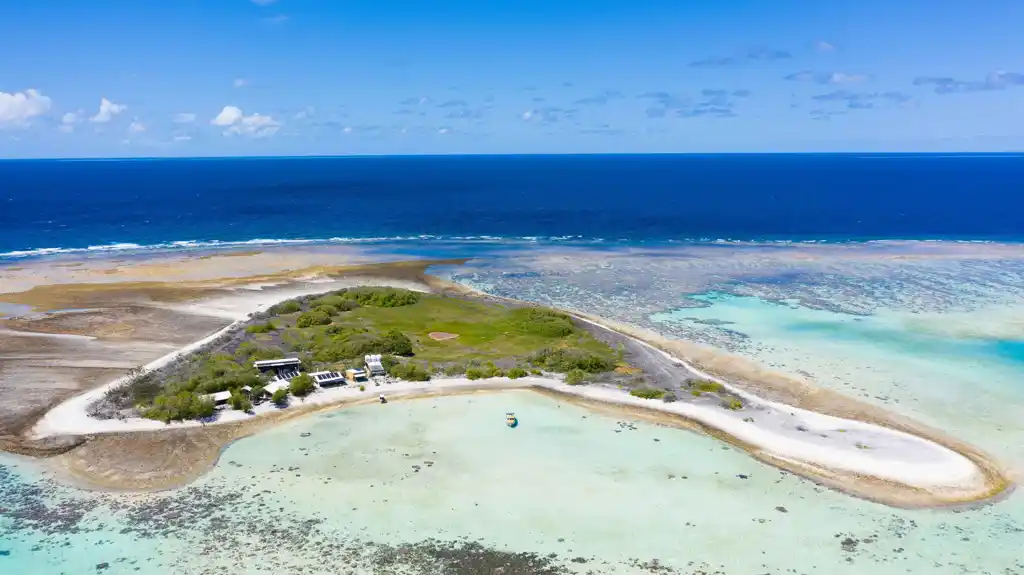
xmin=365 ymin=354 xmax=386 ymax=377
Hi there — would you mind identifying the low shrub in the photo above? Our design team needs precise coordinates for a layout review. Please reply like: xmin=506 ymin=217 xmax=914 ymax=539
xmin=388 ymin=362 xmax=431 ymax=382
xmin=271 ymin=300 xmax=301 ymax=315
xmin=722 ymin=397 xmax=744 ymax=410
xmin=507 ymin=308 xmax=575 ymax=337
xmin=341 ymin=287 xmax=420 ymax=308
xmin=662 ymin=392 xmax=678 ymax=403
xmin=442 ymin=363 xmax=465 ymax=377
xmin=246 ymin=321 xmax=277 ymax=334
xmin=564 ymin=368 xmax=587 ymax=385
xmin=691 ymin=379 xmax=724 ymax=393
xmin=530 ymin=348 xmax=615 ymax=374
xmin=142 ymin=391 xmax=216 ymax=423
xmin=296 ymin=311 xmax=332 ymax=328
xmin=629 ymin=388 xmax=666 ymax=400
xmin=313 ymin=305 xmax=339 ymax=317
xmin=507 ymin=367 xmax=528 ymax=379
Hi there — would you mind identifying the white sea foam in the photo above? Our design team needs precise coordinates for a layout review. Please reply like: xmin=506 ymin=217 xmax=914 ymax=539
xmin=1 ymin=235 xmax=1013 ymax=261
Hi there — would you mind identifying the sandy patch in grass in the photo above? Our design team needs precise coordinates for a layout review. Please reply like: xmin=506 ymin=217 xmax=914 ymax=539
xmin=428 ymin=331 xmax=460 ymax=341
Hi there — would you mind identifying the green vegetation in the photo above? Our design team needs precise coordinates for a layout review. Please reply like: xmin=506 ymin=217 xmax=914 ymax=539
xmin=142 ymin=391 xmax=216 ymax=423
xmin=690 ymin=379 xmax=725 ymax=393
xmin=271 ymin=388 xmax=289 ymax=406
xmin=228 ymin=389 xmax=253 ymax=412
xmin=341 ymin=287 xmax=420 ymax=308
xmin=289 ymin=373 xmax=316 ymax=397
xmin=128 ymin=287 xmax=621 ymax=422
xmin=315 ymin=304 xmax=339 ymax=316
xmin=564 ymin=368 xmax=587 ymax=385
xmin=246 ymin=321 xmax=277 ymax=334
xmin=271 ymin=300 xmax=301 ymax=314
xmin=311 ymin=295 xmax=359 ymax=312
xmin=235 ymin=341 xmax=285 ymax=362
xmin=662 ymin=392 xmax=678 ymax=403
xmin=722 ymin=397 xmax=744 ymax=410
xmin=507 ymin=367 xmax=528 ymax=379
xmin=506 ymin=308 xmax=575 ymax=337
xmin=296 ymin=310 xmax=332 ymax=328
xmin=629 ymin=388 xmax=666 ymax=400
xmin=388 ymin=362 xmax=431 ymax=381
xmin=530 ymin=348 xmax=615 ymax=373
xmin=466 ymin=362 xmax=505 ymax=380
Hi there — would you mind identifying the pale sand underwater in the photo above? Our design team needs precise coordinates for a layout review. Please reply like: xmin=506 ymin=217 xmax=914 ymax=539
xmin=4 ymin=392 xmax=1023 ymax=574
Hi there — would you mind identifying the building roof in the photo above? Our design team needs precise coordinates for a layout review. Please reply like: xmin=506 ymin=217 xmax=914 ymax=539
xmin=310 ymin=371 xmax=345 ymax=383
xmin=262 ymin=380 xmax=291 ymax=395
xmin=253 ymin=358 xmax=301 ymax=369
xmin=208 ymin=390 xmax=232 ymax=402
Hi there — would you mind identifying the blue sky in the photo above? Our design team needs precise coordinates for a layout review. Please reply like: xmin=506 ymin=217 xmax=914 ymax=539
xmin=1 ymin=0 xmax=1023 ymax=157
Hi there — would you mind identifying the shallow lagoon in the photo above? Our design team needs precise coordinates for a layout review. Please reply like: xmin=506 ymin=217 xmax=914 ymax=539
xmin=3 ymin=391 xmax=1023 ymax=574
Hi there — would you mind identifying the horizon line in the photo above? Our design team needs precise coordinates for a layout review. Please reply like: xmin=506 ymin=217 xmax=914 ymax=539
xmin=3 ymin=151 xmax=1024 ymax=162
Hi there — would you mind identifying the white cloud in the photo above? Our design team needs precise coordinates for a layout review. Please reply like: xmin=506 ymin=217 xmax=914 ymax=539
xmin=129 ymin=120 xmax=146 ymax=134
xmin=437 ymin=127 xmax=450 ymax=134
xmin=90 ymin=98 xmax=127 ymax=123
xmin=233 ymin=78 xmax=249 ymax=88
xmin=173 ymin=112 xmax=196 ymax=123
xmin=827 ymin=72 xmax=867 ymax=84
xmin=0 ymin=89 xmax=52 ymax=125
xmin=211 ymin=105 xmax=244 ymax=126
xmin=211 ymin=105 xmax=280 ymax=137
xmin=814 ymin=40 xmax=836 ymax=52
xmin=521 ymin=110 xmax=535 ymax=121
xmin=57 ymin=110 xmax=84 ymax=133
xmin=173 ymin=134 xmax=192 ymax=142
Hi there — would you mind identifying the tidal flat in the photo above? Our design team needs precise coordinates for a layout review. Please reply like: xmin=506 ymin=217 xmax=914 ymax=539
xmin=4 ymin=391 xmax=1022 ymax=575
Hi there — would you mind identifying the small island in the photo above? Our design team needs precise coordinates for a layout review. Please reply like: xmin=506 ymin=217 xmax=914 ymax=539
xmin=90 ymin=286 xmax=631 ymax=423
xmin=26 ymin=283 xmax=1010 ymax=508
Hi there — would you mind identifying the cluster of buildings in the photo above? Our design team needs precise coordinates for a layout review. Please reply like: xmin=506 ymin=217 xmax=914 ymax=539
xmin=205 ymin=354 xmax=388 ymax=409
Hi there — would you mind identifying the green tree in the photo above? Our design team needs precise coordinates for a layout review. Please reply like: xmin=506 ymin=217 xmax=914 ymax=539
xmin=228 ymin=390 xmax=253 ymax=412
xmin=289 ymin=373 xmax=316 ymax=397
xmin=382 ymin=330 xmax=413 ymax=355
xmin=271 ymin=388 xmax=289 ymax=406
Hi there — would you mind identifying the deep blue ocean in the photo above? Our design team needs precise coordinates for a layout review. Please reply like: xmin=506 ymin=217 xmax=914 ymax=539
xmin=1 ymin=154 xmax=1023 ymax=259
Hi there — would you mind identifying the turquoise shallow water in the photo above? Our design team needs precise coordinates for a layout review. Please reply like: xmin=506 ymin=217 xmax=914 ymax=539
xmin=3 ymin=391 xmax=1023 ymax=574
xmin=650 ymin=292 xmax=1024 ymax=468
